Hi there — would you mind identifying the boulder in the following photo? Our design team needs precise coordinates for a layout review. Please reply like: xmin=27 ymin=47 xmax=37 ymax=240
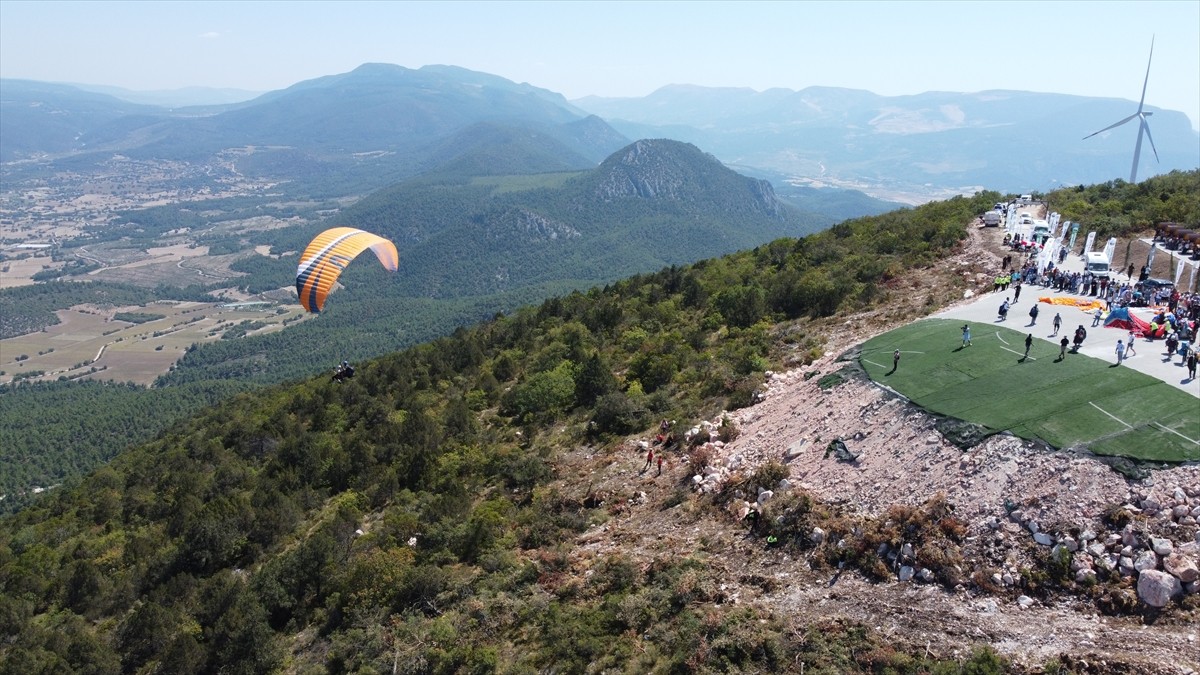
xmin=917 ymin=568 xmax=935 ymax=583
xmin=1134 ymin=550 xmax=1159 ymax=572
xmin=1121 ymin=526 xmax=1138 ymax=547
xmin=1062 ymin=536 xmax=1078 ymax=552
xmin=1034 ymin=532 xmax=1054 ymax=546
xmin=1150 ymin=537 xmax=1174 ymax=557
xmin=1087 ymin=543 xmax=1106 ymax=558
xmin=898 ymin=566 xmax=914 ymax=582
xmin=757 ymin=490 xmax=774 ymax=505
xmin=1137 ymin=569 xmax=1182 ymax=608
xmin=1017 ymin=595 xmax=1035 ymax=608
xmin=1172 ymin=504 xmax=1190 ymax=520
xmin=1163 ymin=553 xmax=1199 ymax=583
xmin=1075 ymin=568 xmax=1097 ymax=584
xmin=810 ymin=527 xmax=826 ymax=545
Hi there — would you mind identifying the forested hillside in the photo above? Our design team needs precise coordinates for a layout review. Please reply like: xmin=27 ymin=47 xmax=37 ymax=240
xmin=0 ymin=190 xmax=1004 ymax=672
xmin=0 ymin=379 xmax=247 ymax=511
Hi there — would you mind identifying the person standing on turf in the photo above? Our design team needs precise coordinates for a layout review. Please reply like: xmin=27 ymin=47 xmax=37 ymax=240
xmin=1115 ymin=340 xmax=1126 ymax=365
xmin=1073 ymin=325 xmax=1087 ymax=353
xmin=1052 ymin=313 xmax=1062 ymax=336
xmin=961 ymin=324 xmax=972 ymax=347
xmin=1059 ymin=336 xmax=1069 ymax=360
xmin=892 ymin=349 xmax=900 ymax=372
xmin=1024 ymin=333 xmax=1033 ymax=359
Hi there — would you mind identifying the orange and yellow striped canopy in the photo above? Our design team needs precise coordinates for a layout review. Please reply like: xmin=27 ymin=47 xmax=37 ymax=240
xmin=295 ymin=227 xmax=399 ymax=313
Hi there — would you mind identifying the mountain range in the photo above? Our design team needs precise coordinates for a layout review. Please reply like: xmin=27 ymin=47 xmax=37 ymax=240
xmin=573 ymin=84 xmax=1200 ymax=201
xmin=6 ymin=64 xmax=1198 ymax=204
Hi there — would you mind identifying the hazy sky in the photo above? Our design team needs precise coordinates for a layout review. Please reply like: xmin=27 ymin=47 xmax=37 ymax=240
xmin=2 ymin=0 xmax=1198 ymax=128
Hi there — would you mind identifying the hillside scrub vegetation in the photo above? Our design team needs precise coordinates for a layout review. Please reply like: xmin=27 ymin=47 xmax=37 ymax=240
xmin=0 ymin=189 xmax=1016 ymax=671
xmin=2 ymin=171 xmax=1197 ymax=671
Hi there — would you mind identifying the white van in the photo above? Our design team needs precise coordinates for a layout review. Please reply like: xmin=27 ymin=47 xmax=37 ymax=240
xmin=1085 ymin=252 xmax=1111 ymax=277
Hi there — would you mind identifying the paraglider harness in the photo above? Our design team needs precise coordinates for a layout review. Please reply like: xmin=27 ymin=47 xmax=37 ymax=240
xmin=332 ymin=361 xmax=355 ymax=382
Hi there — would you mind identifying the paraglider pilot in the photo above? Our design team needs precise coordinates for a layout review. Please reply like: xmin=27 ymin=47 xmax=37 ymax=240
xmin=332 ymin=360 xmax=355 ymax=382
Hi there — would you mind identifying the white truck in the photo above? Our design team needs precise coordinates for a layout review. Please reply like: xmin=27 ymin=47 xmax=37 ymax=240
xmin=1085 ymin=251 xmax=1111 ymax=278
xmin=982 ymin=211 xmax=1002 ymax=227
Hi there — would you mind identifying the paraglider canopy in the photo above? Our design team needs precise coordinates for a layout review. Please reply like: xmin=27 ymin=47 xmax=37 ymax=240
xmin=296 ymin=227 xmax=399 ymax=313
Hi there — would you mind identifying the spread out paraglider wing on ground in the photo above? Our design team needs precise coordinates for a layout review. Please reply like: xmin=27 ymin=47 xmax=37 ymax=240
xmin=295 ymin=227 xmax=399 ymax=312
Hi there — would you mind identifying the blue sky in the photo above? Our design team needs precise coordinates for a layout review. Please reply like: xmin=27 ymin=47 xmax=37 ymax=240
xmin=2 ymin=0 xmax=1198 ymax=128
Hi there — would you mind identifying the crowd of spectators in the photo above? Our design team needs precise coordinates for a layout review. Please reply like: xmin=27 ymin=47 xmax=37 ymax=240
xmin=993 ymin=240 xmax=1200 ymax=360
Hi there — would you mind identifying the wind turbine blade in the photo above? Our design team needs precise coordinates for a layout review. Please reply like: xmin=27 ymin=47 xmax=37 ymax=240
xmin=1137 ymin=36 xmax=1154 ymax=111
xmin=1141 ymin=117 xmax=1159 ymax=162
xmin=1083 ymin=113 xmax=1138 ymax=140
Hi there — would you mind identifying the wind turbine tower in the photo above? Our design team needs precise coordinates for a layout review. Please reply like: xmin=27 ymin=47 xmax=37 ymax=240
xmin=1083 ymin=37 xmax=1159 ymax=183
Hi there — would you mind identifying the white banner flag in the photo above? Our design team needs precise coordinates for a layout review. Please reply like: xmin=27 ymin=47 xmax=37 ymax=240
xmin=1083 ymin=232 xmax=1097 ymax=256
xmin=1103 ymin=238 xmax=1118 ymax=263
xmin=1175 ymin=258 xmax=1186 ymax=286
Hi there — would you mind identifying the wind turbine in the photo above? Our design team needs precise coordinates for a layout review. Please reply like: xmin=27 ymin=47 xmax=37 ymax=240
xmin=1083 ymin=37 xmax=1159 ymax=183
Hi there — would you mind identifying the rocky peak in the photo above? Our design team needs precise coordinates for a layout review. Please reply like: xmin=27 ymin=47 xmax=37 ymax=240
xmin=589 ymin=139 xmax=785 ymax=218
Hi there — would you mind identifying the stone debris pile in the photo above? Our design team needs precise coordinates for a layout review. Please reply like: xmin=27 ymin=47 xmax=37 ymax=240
xmin=682 ymin=357 xmax=1200 ymax=609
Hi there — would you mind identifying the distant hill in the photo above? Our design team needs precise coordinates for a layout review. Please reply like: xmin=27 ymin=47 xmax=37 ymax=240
xmin=379 ymin=139 xmax=819 ymax=298
xmin=574 ymin=85 xmax=1200 ymax=200
xmin=69 ymin=83 xmax=264 ymax=107
xmin=0 ymin=80 xmax=160 ymax=160
xmin=157 ymin=138 xmax=830 ymax=385
xmin=0 ymin=65 xmax=630 ymax=196
xmin=415 ymin=121 xmax=599 ymax=177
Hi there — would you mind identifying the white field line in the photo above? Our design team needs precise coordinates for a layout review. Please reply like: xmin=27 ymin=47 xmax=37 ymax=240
xmin=998 ymin=344 xmax=1036 ymax=361
xmin=863 ymin=359 xmax=887 ymax=369
xmin=1151 ymin=423 xmax=1200 ymax=446
xmin=1089 ymin=402 xmax=1133 ymax=430
xmin=995 ymin=332 xmax=1009 ymax=345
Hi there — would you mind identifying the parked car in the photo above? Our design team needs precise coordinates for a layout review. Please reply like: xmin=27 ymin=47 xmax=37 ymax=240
xmin=1138 ymin=278 xmax=1174 ymax=294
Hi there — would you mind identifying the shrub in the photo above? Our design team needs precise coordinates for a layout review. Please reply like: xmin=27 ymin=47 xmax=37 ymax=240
xmin=749 ymin=461 xmax=789 ymax=491
xmin=716 ymin=415 xmax=739 ymax=443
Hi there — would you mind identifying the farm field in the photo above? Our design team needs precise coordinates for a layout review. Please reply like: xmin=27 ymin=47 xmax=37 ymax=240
xmin=860 ymin=318 xmax=1200 ymax=462
xmin=0 ymin=300 xmax=309 ymax=386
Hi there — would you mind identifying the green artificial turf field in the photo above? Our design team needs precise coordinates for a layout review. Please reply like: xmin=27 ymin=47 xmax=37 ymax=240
xmin=859 ymin=318 xmax=1200 ymax=462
